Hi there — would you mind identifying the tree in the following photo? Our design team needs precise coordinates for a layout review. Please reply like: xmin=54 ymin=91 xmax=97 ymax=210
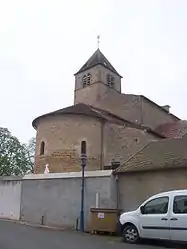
xmin=24 ymin=137 xmax=36 ymax=173
xmin=0 ymin=127 xmax=34 ymax=176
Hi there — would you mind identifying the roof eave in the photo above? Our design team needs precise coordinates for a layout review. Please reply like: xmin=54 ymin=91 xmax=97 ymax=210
xmin=115 ymin=164 xmax=187 ymax=175
xmin=32 ymin=111 xmax=106 ymax=130
xmin=74 ymin=63 xmax=122 ymax=78
xmin=145 ymin=127 xmax=166 ymax=138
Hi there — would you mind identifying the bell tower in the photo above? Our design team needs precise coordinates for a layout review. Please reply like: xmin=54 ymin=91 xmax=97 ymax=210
xmin=74 ymin=48 xmax=122 ymax=106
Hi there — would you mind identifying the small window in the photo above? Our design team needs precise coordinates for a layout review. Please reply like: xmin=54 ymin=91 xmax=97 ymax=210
xmin=87 ymin=73 xmax=91 ymax=85
xmin=82 ymin=74 xmax=91 ymax=87
xmin=173 ymin=196 xmax=187 ymax=214
xmin=82 ymin=75 xmax=87 ymax=87
xmin=40 ymin=141 xmax=45 ymax=155
xmin=143 ymin=197 xmax=169 ymax=215
xmin=107 ymin=74 xmax=114 ymax=87
xmin=81 ymin=140 xmax=87 ymax=154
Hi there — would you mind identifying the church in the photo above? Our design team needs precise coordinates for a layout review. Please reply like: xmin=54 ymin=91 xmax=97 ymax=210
xmin=32 ymin=47 xmax=187 ymax=174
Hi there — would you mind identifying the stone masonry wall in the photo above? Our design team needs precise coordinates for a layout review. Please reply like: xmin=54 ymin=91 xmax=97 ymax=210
xmin=95 ymin=94 xmax=178 ymax=130
xmin=141 ymin=97 xmax=179 ymax=129
xmin=74 ymin=64 xmax=121 ymax=105
xmin=34 ymin=115 xmax=103 ymax=173
xmin=103 ymin=123 xmax=159 ymax=166
xmin=34 ymin=112 xmax=164 ymax=173
xmin=75 ymin=91 xmax=143 ymax=126
xmin=75 ymin=82 xmax=178 ymax=130
xmin=97 ymin=93 xmax=142 ymax=125
xmin=74 ymin=80 xmax=120 ymax=106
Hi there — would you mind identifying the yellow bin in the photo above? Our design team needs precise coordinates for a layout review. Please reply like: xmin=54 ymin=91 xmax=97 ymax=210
xmin=90 ymin=208 xmax=120 ymax=233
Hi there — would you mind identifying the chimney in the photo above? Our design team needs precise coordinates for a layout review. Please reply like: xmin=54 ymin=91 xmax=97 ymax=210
xmin=162 ymin=105 xmax=170 ymax=113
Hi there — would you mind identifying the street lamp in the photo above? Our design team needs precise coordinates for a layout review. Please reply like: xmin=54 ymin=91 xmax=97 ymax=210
xmin=80 ymin=141 xmax=87 ymax=232
xmin=111 ymin=155 xmax=121 ymax=170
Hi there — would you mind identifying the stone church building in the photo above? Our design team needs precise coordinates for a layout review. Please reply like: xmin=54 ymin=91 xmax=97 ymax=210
xmin=32 ymin=48 xmax=187 ymax=174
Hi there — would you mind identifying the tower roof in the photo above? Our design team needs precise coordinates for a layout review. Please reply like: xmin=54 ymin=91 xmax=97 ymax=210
xmin=75 ymin=48 xmax=122 ymax=77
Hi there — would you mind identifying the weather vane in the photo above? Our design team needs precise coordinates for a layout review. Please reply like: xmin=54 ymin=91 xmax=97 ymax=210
xmin=97 ymin=35 xmax=100 ymax=48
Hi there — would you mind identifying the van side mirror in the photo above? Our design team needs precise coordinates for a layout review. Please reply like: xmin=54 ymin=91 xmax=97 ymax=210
xmin=140 ymin=206 xmax=145 ymax=214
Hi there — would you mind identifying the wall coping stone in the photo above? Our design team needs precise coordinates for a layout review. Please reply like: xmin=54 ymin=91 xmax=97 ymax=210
xmin=23 ymin=170 xmax=113 ymax=180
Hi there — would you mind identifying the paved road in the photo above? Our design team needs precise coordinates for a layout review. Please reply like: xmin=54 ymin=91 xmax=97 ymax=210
xmin=0 ymin=220 xmax=181 ymax=249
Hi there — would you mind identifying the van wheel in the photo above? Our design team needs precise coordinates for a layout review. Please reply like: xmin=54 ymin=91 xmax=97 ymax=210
xmin=122 ymin=224 xmax=139 ymax=244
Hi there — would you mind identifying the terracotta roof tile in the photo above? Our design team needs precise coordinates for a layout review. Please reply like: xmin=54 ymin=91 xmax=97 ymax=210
xmin=32 ymin=103 xmax=131 ymax=128
xmin=32 ymin=103 xmax=103 ymax=128
xmin=155 ymin=121 xmax=187 ymax=138
xmin=116 ymin=138 xmax=187 ymax=173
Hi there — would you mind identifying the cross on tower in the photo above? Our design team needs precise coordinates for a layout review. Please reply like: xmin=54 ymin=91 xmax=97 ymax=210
xmin=97 ymin=35 xmax=100 ymax=48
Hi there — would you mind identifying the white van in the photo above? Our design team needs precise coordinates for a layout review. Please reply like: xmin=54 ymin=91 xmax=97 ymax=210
xmin=119 ymin=190 xmax=187 ymax=244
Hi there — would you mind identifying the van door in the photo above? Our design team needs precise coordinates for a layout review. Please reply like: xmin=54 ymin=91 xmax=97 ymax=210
xmin=170 ymin=195 xmax=187 ymax=242
xmin=139 ymin=196 xmax=170 ymax=240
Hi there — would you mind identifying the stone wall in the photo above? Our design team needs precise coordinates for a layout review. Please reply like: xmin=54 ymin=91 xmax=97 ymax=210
xmin=34 ymin=110 xmax=161 ymax=174
xmin=118 ymin=168 xmax=187 ymax=212
xmin=141 ymin=97 xmax=179 ymax=129
xmin=74 ymin=64 xmax=121 ymax=105
xmin=94 ymin=93 xmax=143 ymax=125
xmin=103 ymin=123 xmax=159 ymax=165
xmin=75 ymin=85 xmax=178 ymax=131
xmin=93 ymin=94 xmax=178 ymax=130
xmin=20 ymin=170 xmax=116 ymax=230
xmin=34 ymin=115 xmax=103 ymax=173
xmin=74 ymin=82 xmax=119 ymax=106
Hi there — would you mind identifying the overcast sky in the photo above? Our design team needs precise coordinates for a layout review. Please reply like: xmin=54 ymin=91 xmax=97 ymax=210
xmin=0 ymin=0 xmax=187 ymax=143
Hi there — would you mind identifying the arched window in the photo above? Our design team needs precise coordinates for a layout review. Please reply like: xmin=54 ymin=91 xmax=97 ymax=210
xmin=40 ymin=141 xmax=45 ymax=155
xmin=81 ymin=141 xmax=87 ymax=154
xmin=107 ymin=74 xmax=114 ymax=87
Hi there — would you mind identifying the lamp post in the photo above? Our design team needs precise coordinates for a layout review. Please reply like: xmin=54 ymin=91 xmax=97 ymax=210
xmin=80 ymin=141 xmax=87 ymax=232
xmin=111 ymin=154 xmax=121 ymax=169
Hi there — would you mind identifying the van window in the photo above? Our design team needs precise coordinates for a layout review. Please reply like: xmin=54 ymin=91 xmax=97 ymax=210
xmin=143 ymin=197 xmax=169 ymax=214
xmin=173 ymin=195 xmax=187 ymax=214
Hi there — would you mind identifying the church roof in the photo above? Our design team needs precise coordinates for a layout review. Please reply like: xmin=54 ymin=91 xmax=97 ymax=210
xmin=32 ymin=103 xmax=163 ymax=138
xmin=74 ymin=48 xmax=122 ymax=77
xmin=32 ymin=103 xmax=125 ymax=128
xmin=115 ymin=138 xmax=187 ymax=174
xmin=154 ymin=120 xmax=187 ymax=138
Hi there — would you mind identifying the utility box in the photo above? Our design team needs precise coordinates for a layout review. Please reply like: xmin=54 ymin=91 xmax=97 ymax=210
xmin=90 ymin=208 xmax=120 ymax=233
